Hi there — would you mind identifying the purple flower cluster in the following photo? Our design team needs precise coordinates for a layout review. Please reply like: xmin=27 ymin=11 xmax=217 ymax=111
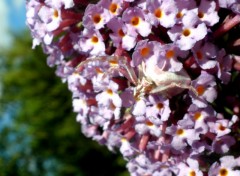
xmin=26 ymin=0 xmax=240 ymax=175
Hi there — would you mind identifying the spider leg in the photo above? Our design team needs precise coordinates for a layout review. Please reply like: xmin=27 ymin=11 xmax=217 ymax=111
xmin=138 ymin=63 xmax=144 ymax=82
xmin=75 ymin=55 xmax=138 ymax=85
xmin=173 ymin=83 xmax=198 ymax=96
xmin=75 ymin=56 xmax=108 ymax=72
xmin=150 ymin=82 xmax=197 ymax=97
xmin=117 ymin=57 xmax=138 ymax=85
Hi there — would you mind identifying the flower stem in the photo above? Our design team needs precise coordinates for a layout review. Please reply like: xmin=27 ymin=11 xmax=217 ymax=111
xmin=213 ymin=14 xmax=240 ymax=39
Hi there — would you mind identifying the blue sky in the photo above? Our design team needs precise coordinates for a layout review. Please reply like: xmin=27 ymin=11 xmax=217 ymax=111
xmin=0 ymin=0 xmax=26 ymax=49
xmin=0 ymin=0 xmax=26 ymax=137
xmin=8 ymin=0 xmax=26 ymax=31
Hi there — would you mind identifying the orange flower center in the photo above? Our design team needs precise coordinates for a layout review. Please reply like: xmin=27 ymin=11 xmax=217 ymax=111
xmin=93 ymin=14 xmax=101 ymax=24
xmin=106 ymin=89 xmax=113 ymax=95
xmin=95 ymin=67 xmax=103 ymax=74
xmin=198 ymin=11 xmax=204 ymax=19
xmin=146 ymin=120 xmax=154 ymax=127
xmin=53 ymin=9 xmax=59 ymax=18
xmin=140 ymin=47 xmax=150 ymax=57
xmin=176 ymin=12 xmax=183 ymax=19
xmin=194 ymin=112 xmax=202 ymax=121
xmin=218 ymin=124 xmax=226 ymax=131
xmin=189 ymin=171 xmax=196 ymax=176
xmin=118 ymin=29 xmax=125 ymax=37
xmin=196 ymin=51 xmax=203 ymax=60
xmin=196 ymin=85 xmax=205 ymax=96
xmin=156 ymin=103 xmax=163 ymax=110
xmin=183 ymin=29 xmax=191 ymax=37
xmin=176 ymin=129 xmax=184 ymax=135
xmin=131 ymin=16 xmax=140 ymax=26
xmin=109 ymin=59 xmax=118 ymax=66
xmin=91 ymin=36 xmax=99 ymax=43
xmin=154 ymin=8 xmax=163 ymax=18
xmin=219 ymin=168 xmax=228 ymax=176
xmin=165 ymin=50 xmax=175 ymax=59
xmin=109 ymin=3 xmax=118 ymax=14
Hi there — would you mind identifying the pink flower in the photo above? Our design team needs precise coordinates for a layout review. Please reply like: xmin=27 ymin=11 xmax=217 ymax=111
xmin=192 ymin=41 xmax=218 ymax=69
xmin=216 ymin=49 xmax=233 ymax=84
xmin=45 ymin=0 xmax=75 ymax=9
xmin=107 ymin=17 xmax=137 ymax=50
xmin=98 ymin=0 xmax=124 ymax=16
xmin=157 ymin=43 xmax=187 ymax=72
xmin=168 ymin=10 xmax=207 ymax=50
xmin=166 ymin=123 xmax=200 ymax=150
xmin=83 ymin=4 xmax=111 ymax=30
xmin=79 ymin=28 xmax=106 ymax=56
xmin=146 ymin=0 xmax=177 ymax=28
xmin=177 ymin=158 xmax=203 ymax=176
xmin=209 ymin=156 xmax=240 ymax=176
xmin=146 ymin=95 xmax=171 ymax=122
xmin=122 ymin=7 xmax=152 ymax=37
xmin=197 ymin=0 xmax=219 ymax=26
xmin=132 ymin=40 xmax=158 ymax=66
xmin=191 ymin=71 xmax=217 ymax=108
xmin=38 ymin=6 xmax=62 ymax=32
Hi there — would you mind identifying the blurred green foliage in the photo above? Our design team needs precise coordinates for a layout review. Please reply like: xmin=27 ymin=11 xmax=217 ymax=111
xmin=0 ymin=32 xmax=129 ymax=176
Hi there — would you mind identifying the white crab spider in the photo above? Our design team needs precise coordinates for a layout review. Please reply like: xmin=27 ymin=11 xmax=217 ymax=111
xmin=76 ymin=55 xmax=197 ymax=98
xmin=134 ymin=59 xmax=198 ymax=98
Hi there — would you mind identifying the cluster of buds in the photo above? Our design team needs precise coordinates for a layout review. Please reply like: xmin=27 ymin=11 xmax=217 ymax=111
xmin=26 ymin=0 xmax=240 ymax=175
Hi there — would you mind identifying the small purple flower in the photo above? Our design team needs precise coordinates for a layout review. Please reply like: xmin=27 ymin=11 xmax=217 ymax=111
xmin=209 ymin=155 xmax=240 ymax=176
xmin=168 ymin=10 xmax=207 ymax=50
xmin=26 ymin=0 xmax=41 ymax=27
xmin=191 ymin=71 xmax=217 ymax=108
xmin=45 ymin=0 xmax=75 ymax=9
xmin=166 ymin=123 xmax=200 ymax=150
xmin=132 ymin=97 xmax=146 ymax=116
xmin=175 ymin=0 xmax=197 ymax=23
xmin=146 ymin=0 xmax=177 ymax=28
xmin=38 ymin=6 xmax=62 ymax=32
xmin=67 ymin=72 xmax=87 ymax=94
xmin=83 ymin=4 xmax=111 ymax=29
xmin=127 ymin=154 xmax=163 ymax=176
xmin=26 ymin=2 xmax=54 ymax=47
xmin=120 ymin=137 xmax=136 ymax=157
xmin=208 ymin=115 xmax=236 ymax=137
xmin=157 ymin=43 xmax=187 ymax=72
xmin=44 ymin=44 xmax=64 ymax=67
xmin=197 ymin=0 xmax=219 ymax=26
xmin=186 ymin=104 xmax=216 ymax=134
xmin=216 ymin=49 xmax=233 ymax=84
xmin=177 ymin=158 xmax=203 ymax=176
xmin=218 ymin=0 xmax=238 ymax=9
xmin=122 ymin=7 xmax=152 ymax=37
xmin=73 ymin=98 xmax=89 ymax=120
xmin=134 ymin=119 xmax=162 ymax=137
xmin=211 ymin=135 xmax=236 ymax=154
xmin=146 ymin=95 xmax=171 ymax=122
xmin=98 ymin=0 xmax=124 ymax=16
xmin=95 ymin=80 xmax=122 ymax=108
xmin=107 ymin=17 xmax=137 ymax=50
xmin=132 ymin=40 xmax=157 ymax=66
xmin=192 ymin=41 xmax=218 ymax=69
xmin=79 ymin=28 xmax=106 ymax=56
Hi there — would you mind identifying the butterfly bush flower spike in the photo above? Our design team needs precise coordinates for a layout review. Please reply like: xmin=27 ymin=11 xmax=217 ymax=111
xmin=26 ymin=0 xmax=240 ymax=175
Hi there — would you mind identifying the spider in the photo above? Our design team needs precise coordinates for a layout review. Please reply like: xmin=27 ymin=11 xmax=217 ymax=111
xmin=76 ymin=55 xmax=197 ymax=99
